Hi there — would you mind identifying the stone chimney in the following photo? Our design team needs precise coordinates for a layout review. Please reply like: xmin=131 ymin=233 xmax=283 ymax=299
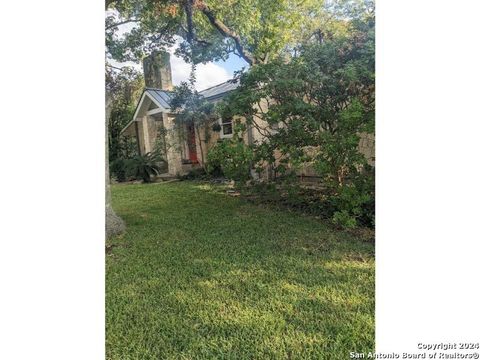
xmin=142 ymin=51 xmax=173 ymax=90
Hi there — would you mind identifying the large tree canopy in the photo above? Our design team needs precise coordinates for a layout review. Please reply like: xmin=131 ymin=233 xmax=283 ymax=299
xmin=211 ymin=15 xmax=375 ymax=227
xmin=106 ymin=0 xmax=373 ymax=65
xmin=219 ymin=15 xmax=374 ymax=174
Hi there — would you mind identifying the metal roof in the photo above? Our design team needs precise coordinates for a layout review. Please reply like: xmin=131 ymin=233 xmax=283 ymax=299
xmin=198 ymin=80 xmax=239 ymax=99
xmin=144 ymin=79 xmax=239 ymax=110
xmin=145 ymin=88 xmax=173 ymax=109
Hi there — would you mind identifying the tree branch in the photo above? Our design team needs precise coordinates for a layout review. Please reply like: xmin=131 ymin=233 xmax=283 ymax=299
xmin=105 ymin=19 xmax=140 ymax=30
xmin=106 ymin=64 xmax=124 ymax=71
xmin=194 ymin=0 xmax=256 ymax=65
xmin=179 ymin=23 xmax=212 ymax=47
xmin=185 ymin=0 xmax=195 ymax=44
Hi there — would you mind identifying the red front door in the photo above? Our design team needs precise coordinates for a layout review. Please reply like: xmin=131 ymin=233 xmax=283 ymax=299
xmin=187 ymin=123 xmax=198 ymax=163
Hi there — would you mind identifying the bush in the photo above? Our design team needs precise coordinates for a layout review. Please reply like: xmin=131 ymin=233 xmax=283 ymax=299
xmin=332 ymin=210 xmax=358 ymax=229
xmin=214 ymin=19 xmax=375 ymax=228
xmin=110 ymin=158 xmax=129 ymax=182
xmin=125 ymin=152 xmax=164 ymax=183
xmin=328 ymin=167 xmax=375 ymax=228
xmin=206 ymin=140 xmax=253 ymax=183
xmin=179 ymin=167 xmax=208 ymax=180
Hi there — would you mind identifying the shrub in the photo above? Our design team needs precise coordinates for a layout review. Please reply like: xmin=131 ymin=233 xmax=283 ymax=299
xmin=206 ymin=140 xmax=254 ymax=183
xmin=125 ymin=152 xmax=164 ymax=183
xmin=214 ymin=20 xmax=375 ymax=228
xmin=110 ymin=158 xmax=129 ymax=182
xmin=332 ymin=210 xmax=358 ymax=229
xmin=179 ymin=167 xmax=208 ymax=180
xmin=327 ymin=167 xmax=375 ymax=228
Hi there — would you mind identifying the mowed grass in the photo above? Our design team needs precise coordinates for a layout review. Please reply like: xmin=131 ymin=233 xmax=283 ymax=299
xmin=107 ymin=181 xmax=374 ymax=359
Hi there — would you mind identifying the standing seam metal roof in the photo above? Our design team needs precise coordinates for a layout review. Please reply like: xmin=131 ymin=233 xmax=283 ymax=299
xmin=145 ymin=88 xmax=174 ymax=109
xmin=197 ymin=80 xmax=239 ymax=99
xmin=144 ymin=80 xmax=239 ymax=110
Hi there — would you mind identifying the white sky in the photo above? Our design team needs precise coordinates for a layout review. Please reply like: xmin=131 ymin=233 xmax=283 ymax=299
xmin=167 ymin=42 xmax=231 ymax=90
xmin=106 ymin=10 xmax=236 ymax=91
xmin=108 ymin=42 xmax=231 ymax=91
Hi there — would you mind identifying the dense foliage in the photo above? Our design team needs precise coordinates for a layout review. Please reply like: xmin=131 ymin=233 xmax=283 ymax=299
xmin=206 ymin=137 xmax=253 ymax=183
xmin=110 ymin=151 xmax=166 ymax=183
xmin=126 ymin=151 xmax=165 ymax=182
xmin=105 ymin=0 xmax=371 ymax=65
xmin=215 ymin=17 xmax=375 ymax=227
xmin=106 ymin=67 xmax=143 ymax=162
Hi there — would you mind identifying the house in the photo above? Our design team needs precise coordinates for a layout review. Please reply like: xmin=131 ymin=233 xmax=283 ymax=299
xmin=121 ymin=51 xmax=374 ymax=178
xmin=121 ymin=51 xmax=275 ymax=177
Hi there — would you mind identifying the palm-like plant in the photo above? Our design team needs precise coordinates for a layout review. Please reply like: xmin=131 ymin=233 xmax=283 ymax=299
xmin=126 ymin=151 xmax=165 ymax=183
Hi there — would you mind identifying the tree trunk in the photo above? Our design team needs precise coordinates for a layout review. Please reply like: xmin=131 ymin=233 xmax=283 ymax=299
xmin=106 ymin=94 xmax=126 ymax=238
xmin=195 ymin=125 xmax=206 ymax=170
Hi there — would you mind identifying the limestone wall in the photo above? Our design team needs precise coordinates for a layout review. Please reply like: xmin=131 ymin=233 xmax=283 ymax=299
xmin=359 ymin=132 xmax=375 ymax=165
xmin=136 ymin=119 xmax=146 ymax=154
xmin=136 ymin=116 xmax=160 ymax=155
xmin=163 ymin=114 xmax=184 ymax=175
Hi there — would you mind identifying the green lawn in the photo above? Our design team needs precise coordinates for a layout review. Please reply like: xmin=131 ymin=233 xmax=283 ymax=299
xmin=107 ymin=181 xmax=374 ymax=359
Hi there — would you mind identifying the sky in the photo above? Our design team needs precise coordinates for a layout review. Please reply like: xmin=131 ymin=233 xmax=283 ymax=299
xmin=110 ymin=48 xmax=248 ymax=91
xmin=107 ymin=11 xmax=249 ymax=91
xmin=165 ymin=44 xmax=249 ymax=91
xmin=110 ymin=42 xmax=248 ymax=91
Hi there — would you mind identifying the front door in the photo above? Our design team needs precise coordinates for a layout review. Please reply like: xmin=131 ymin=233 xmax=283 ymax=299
xmin=186 ymin=123 xmax=198 ymax=163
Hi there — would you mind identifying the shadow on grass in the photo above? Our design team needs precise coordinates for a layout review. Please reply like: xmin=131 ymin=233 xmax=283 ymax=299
xmin=107 ymin=182 xmax=374 ymax=359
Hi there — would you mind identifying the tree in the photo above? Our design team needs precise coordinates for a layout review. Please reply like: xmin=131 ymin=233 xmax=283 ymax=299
xmin=106 ymin=94 xmax=126 ymax=238
xmin=105 ymin=47 xmax=144 ymax=236
xmin=217 ymin=15 xmax=375 ymax=227
xmin=106 ymin=0 xmax=332 ymax=66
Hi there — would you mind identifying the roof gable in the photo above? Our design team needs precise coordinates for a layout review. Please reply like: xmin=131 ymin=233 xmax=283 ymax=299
xmin=145 ymin=88 xmax=173 ymax=110
xmin=121 ymin=79 xmax=240 ymax=134
xmin=143 ymin=79 xmax=240 ymax=110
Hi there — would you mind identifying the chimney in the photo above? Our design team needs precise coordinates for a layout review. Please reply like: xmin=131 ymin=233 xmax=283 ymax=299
xmin=142 ymin=51 xmax=173 ymax=90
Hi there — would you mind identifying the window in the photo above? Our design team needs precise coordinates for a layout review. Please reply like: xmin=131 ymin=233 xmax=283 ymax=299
xmin=220 ymin=117 xmax=233 ymax=138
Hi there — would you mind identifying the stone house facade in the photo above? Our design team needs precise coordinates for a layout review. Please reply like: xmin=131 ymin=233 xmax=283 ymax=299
xmin=121 ymin=51 xmax=374 ymax=178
